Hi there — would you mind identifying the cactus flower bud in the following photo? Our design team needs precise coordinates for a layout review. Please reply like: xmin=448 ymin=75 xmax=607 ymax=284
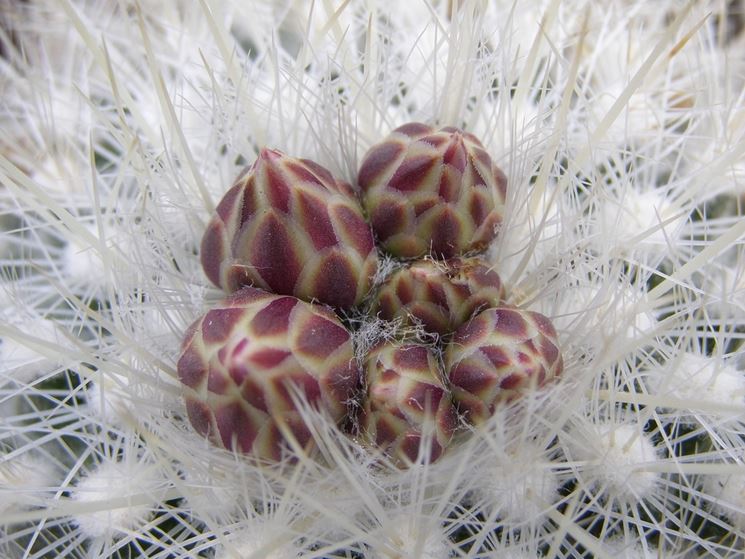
xmin=177 ymin=287 xmax=360 ymax=461
xmin=444 ymin=306 xmax=562 ymax=425
xmin=373 ymin=257 xmax=505 ymax=336
xmin=357 ymin=122 xmax=507 ymax=259
xmin=201 ymin=149 xmax=378 ymax=309
xmin=359 ymin=342 xmax=458 ymax=465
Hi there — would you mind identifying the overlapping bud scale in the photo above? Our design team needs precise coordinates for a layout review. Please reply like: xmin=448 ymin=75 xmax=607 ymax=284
xmin=360 ymin=342 xmax=457 ymax=465
xmin=177 ymin=287 xmax=359 ymax=461
xmin=201 ymin=149 xmax=378 ymax=309
xmin=373 ymin=257 xmax=505 ymax=336
xmin=358 ymin=123 xmax=507 ymax=259
xmin=445 ymin=306 xmax=563 ymax=425
xmin=183 ymin=123 xmax=565 ymax=466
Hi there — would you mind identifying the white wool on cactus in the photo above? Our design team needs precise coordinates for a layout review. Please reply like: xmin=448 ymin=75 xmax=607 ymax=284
xmin=563 ymin=418 xmax=661 ymax=505
xmin=366 ymin=511 xmax=454 ymax=559
xmin=69 ymin=454 xmax=166 ymax=540
xmin=212 ymin=522 xmax=302 ymax=559
xmin=482 ymin=440 xmax=561 ymax=525
xmin=648 ymin=352 xmax=745 ymax=425
xmin=702 ymin=471 xmax=745 ymax=533
xmin=0 ymin=452 xmax=57 ymax=516
xmin=0 ymin=315 xmax=70 ymax=385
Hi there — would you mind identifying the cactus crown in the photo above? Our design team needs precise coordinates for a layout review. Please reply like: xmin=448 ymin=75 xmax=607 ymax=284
xmin=180 ymin=123 xmax=562 ymax=466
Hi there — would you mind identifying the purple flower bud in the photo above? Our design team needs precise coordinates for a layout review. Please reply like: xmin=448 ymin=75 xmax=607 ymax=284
xmin=201 ymin=149 xmax=378 ymax=309
xmin=373 ymin=256 xmax=505 ymax=336
xmin=177 ymin=287 xmax=360 ymax=461
xmin=445 ymin=306 xmax=562 ymax=425
xmin=358 ymin=123 xmax=507 ymax=259
xmin=359 ymin=341 xmax=458 ymax=465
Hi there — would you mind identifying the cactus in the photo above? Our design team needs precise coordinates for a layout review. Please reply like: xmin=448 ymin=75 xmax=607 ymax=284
xmin=201 ymin=148 xmax=378 ymax=309
xmin=357 ymin=122 xmax=507 ymax=259
xmin=373 ymin=257 xmax=505 ymax=336
xmin=444 ymin=306 xmax=563 ymax=425
xmin=177 ymin=287 xmax=360 ymax=461
xmin=359 ymin=341 xmax=458 ymax=465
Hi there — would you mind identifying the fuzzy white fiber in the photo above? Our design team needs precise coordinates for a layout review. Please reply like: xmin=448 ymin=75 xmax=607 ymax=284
xmin=1 ymin=1 xmax=745 ymax=558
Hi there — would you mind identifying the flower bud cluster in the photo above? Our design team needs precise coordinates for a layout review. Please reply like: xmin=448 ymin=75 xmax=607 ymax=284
xmin=178 ymin=123 xmax=563 ymax=466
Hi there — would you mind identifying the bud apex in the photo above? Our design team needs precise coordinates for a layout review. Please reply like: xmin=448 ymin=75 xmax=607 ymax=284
xmin=358 ymin=123 xmax=507 ymax=259
xmin=201 ymin=149 xmax=378 ymax=309
xmin=373 ymin=256 xmax=505 ymax=336
xmin=359 ymin=341 xmax=458 ymax=465
xmin=445 ymin=306 xmax=562 ymax=425
xmin=177 ymin=287 xmax=360 ymax=461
